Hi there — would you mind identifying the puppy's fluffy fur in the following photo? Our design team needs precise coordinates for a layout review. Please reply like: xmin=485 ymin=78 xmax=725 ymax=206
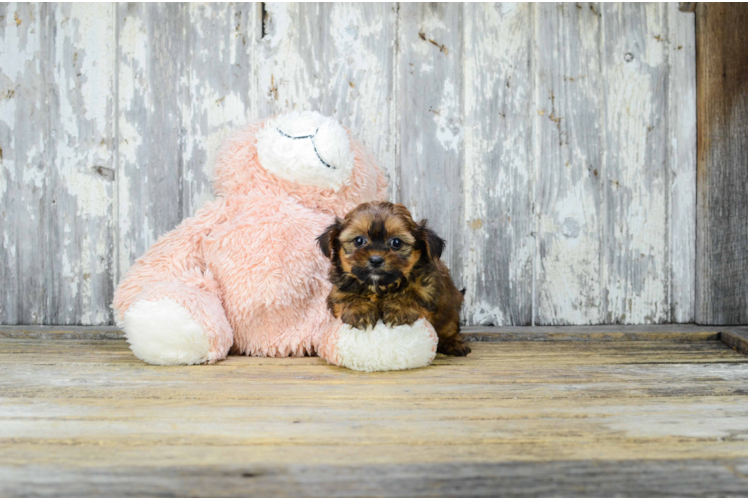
xmin=317 ymin=202 xmax=470 ymax=356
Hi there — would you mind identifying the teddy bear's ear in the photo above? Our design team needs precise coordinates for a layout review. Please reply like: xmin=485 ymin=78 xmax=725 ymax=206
xmin=317 ymin=218 xmax=344 ymax=259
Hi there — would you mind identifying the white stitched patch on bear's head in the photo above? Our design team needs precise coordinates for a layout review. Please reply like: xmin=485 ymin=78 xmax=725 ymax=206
xmin=255 ymin=111 xmax=355 ymax=190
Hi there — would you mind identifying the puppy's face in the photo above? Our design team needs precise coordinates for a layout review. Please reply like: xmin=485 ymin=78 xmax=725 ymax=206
xmin=318 ymin=202 xmax=445 ymax=288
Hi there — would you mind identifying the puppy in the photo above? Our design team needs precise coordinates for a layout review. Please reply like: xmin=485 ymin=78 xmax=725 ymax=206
xmin=317 ymin=201 xmax=470 ymax=356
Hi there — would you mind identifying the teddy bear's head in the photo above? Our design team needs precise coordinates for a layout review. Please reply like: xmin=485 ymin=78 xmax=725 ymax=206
xmin=213 ymin=111 xmax=387 ymax=217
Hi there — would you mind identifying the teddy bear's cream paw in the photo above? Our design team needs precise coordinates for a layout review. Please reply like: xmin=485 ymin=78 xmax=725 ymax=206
xmin=123 ymin=298 xmax=211 ymax=365
xmin=336 ymin=318 xmax=438 ymax=372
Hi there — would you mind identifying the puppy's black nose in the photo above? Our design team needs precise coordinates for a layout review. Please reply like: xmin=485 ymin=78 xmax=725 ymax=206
xmin=369 ymin=255 xmax=384 ymax=268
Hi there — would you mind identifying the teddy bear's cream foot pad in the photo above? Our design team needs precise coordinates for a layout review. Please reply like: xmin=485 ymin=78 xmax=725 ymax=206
xmin=123 ymin=299 xmax=211 ymax=366
xmin=335 ymin=318 xmax=438 ymax=372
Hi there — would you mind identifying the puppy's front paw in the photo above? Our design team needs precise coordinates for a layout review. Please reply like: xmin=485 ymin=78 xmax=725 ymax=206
xmin=437 ymin=337 xmax=471 ymax=357
xmin=381 ymin=296 xmax=422 ymax=327
xmin=381 ymin=307 xmax=420 ymax=327
xmin=341 ymin=308 xmax=380 ymax=330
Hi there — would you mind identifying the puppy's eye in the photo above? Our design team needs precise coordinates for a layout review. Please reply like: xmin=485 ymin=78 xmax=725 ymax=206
xmin=390 ymin=238 xmax=403 ymax=250
xmin=353 ymin=236 xmax=366 ymax=248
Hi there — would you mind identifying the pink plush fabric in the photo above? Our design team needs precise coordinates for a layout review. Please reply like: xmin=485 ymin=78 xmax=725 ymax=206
xmin=113 ymin=119 xmax=387 ymax=362
xmin=316 ymin=318 xmax=343 ymax=365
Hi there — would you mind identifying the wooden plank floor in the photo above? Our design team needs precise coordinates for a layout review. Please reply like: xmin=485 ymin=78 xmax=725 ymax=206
xmin=2 ymin=329 xmax=748 ymax=496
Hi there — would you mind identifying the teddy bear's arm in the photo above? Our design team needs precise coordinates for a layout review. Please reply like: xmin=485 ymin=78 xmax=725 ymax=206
xmin=113 ymin=199 xmax=228 ymax=321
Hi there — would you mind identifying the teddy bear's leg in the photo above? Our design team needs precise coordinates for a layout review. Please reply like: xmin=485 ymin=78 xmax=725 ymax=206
xmin=122 ymin=278 xmax=233 ymax=366
xmin=318 ymin=318 xmax=438 ymax=372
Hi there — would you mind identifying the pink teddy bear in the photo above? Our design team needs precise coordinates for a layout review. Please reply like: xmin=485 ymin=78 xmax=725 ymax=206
xmin=113 ymin=111 xmax=438 ymax=371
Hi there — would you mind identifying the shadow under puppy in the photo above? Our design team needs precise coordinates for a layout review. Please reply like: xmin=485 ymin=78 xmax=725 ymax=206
xmin=317 ymin=201 xmax=471 ymax=356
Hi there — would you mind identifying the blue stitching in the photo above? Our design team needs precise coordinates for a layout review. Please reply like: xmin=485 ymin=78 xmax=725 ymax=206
xmin=276 ymin=127 xmax=336 ymax=169
xmin=277 ymin=128 xmax=314 ymax=140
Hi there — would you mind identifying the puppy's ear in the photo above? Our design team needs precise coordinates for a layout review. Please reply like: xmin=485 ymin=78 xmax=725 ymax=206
xmin=317 ymin=218 xmax=343 ymax=259
xmin=416 ymin=220 xmax=445 ymax=260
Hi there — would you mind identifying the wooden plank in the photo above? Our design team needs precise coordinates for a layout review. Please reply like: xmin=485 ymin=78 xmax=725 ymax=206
xmin=116 ymin=3 xmax=186 ymax=283
xmin=601 ymin=3 xmax=669 ymax=324
xmin=0 ymin=3 xmax=48 ymax=324
xmin=0 ymin=336 xmax=748 ymax=372
xmin=721 ymin=327 xmax=748 ymax=356
xmin=47 ymin=4 xmax=116 ymax=325
xmin=1 ymin=341 xmax=747 ymax=404
xmin=254 ymin=3 xmax=397 ymax=198
xmin=0 ymin=324 xmax=727 ymax=342
xmin=462 ymin=3 xmax=533 ymax=326
xmin=2 ymin=459 xmax=748 ymax=497
xmin=534 ymin=3 xmax=604 ymax=325
xmin=2 ymin=342 xmax=747 ymax=396
xmin=181 ymin=3 xmax=257 ymax=216
xmin=462 ymin=325 xmax=720 ymax=342
xmin=0 ymin=4 xmax=116 ymax=325
xmin=462 ymin=323 xmax=723 ymax=335
xmin=667 ymin=3 xmax=696 ymax=322
xmin=2 ymin=439 xmax=747 ymax=474
xmin=695 ymin=3 xmax=748 ymax=324
xmin=1 ymin=336 xmax=743 ymax=361
xmin=0 ymin=325 xmax=123 ymax=340
xmin=6 ymin=393 xmax=748 ymax=446
xmin=397 ymin=4 xmax=464 ymax=288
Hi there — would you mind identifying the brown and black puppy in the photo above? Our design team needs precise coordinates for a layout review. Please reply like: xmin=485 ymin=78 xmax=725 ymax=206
xmin=317 ymin=201 xmax=470 ymax=356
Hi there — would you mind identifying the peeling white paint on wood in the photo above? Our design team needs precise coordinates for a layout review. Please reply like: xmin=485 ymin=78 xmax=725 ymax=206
xmin=602 ymin=3 xmax=669 ymax=324
xmin=0 ymin=2 xmax=45 ymax=325
xmin=534 ymin=3 xmax=604 ymax=325
xmin=50 ymin=3 xmax=115 ymax=326
xmin=666 ymin=3 xmax=696 ymax=323
xmin=1 ymin=3 xmax=115 ymax=325
xmin=463 ymin=3 xmax=533 ymax=326
xmin=0 ymin=3 xmax=697 ymax=326
xmin=182 ymin=3 xmax=257 ymax=215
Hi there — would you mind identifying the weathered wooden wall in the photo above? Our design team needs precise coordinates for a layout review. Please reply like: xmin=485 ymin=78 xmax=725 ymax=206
xmin=0 ymin=3 xmax=697 ymax=326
